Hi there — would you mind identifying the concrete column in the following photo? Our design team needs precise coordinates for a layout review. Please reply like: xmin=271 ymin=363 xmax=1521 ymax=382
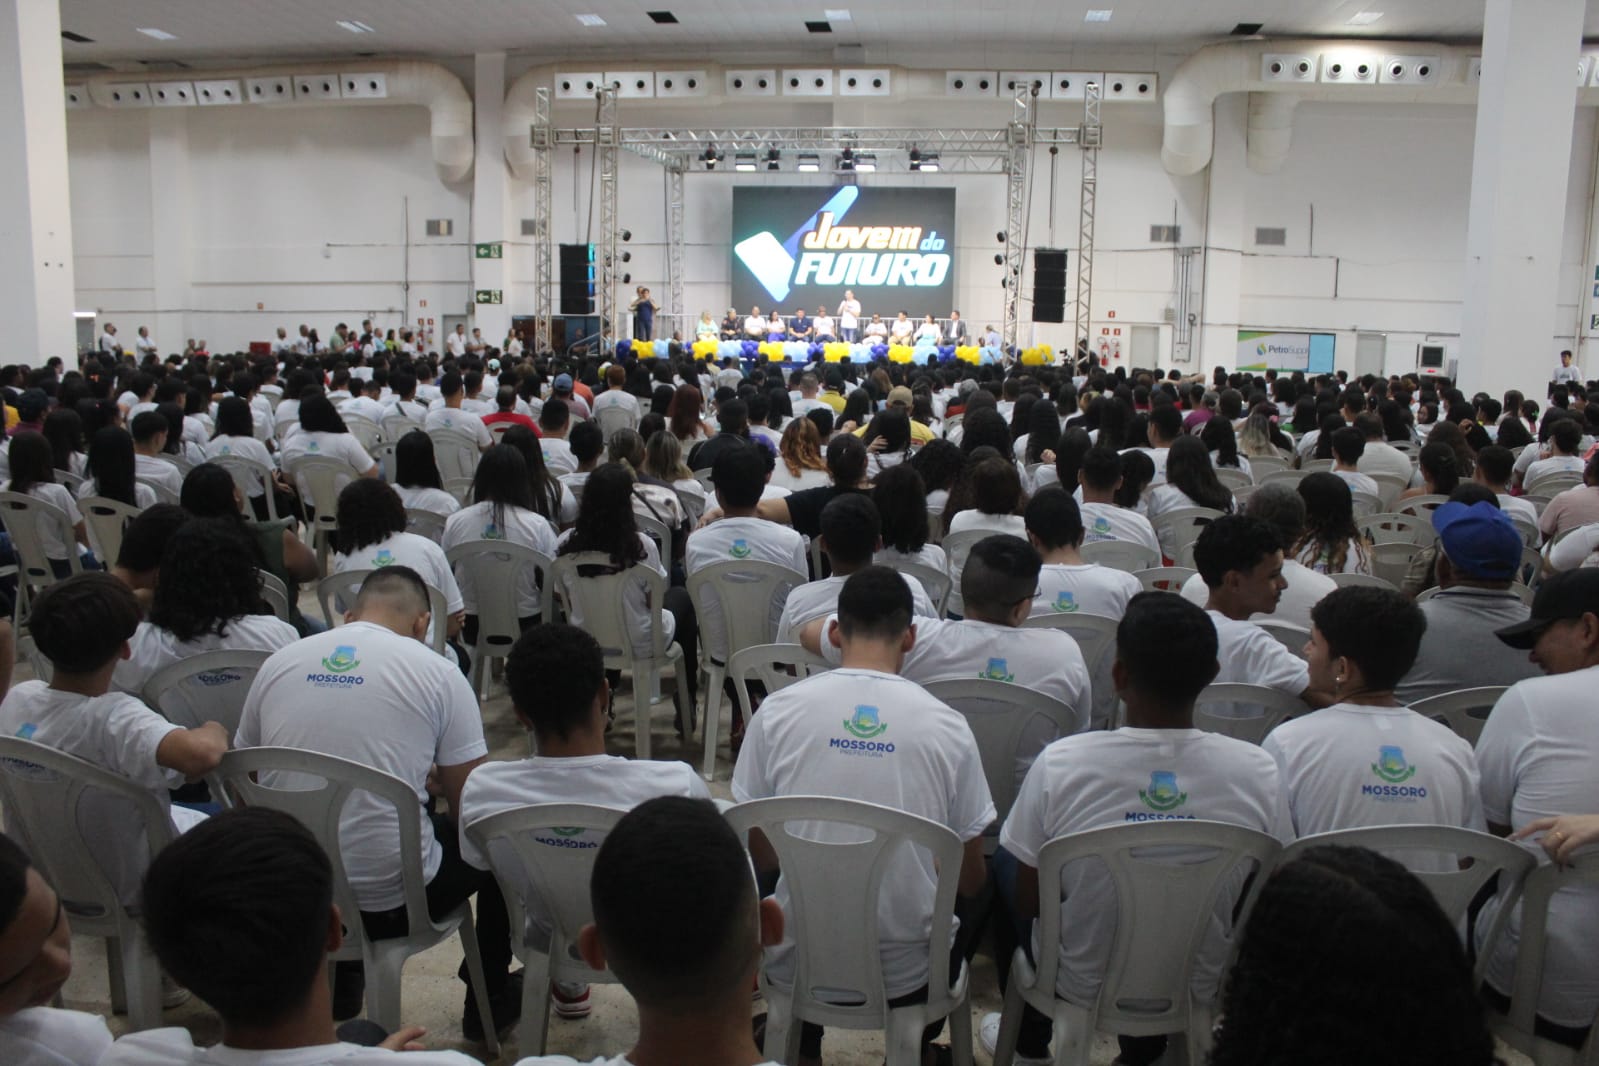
xmin=1198 ymin=94 xmax=1246 ymax=372
xmin=0 ymin=0 xmax=78 ymax=362
xmin=148 ymin=110 xmax=194 ymax=357
xmin=1459 ymin=0 xmax=1585 ymax=398
xmin=471 ymin=53 xmax=512 ymax=347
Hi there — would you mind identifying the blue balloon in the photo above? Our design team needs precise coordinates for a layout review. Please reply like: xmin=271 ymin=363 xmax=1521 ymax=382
xmin=741 ymin=340 xmax=759 ymax=358
xmin=614 ymin=339 xmax=633 ymax=358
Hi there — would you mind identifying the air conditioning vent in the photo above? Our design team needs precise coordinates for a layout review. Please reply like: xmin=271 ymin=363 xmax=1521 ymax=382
xmin=1150 ymin=224 xmax=1181 ymax=243
xmin=1255 ymin=227 xmax=1287 ymax=246
xmin=425 ymin=219 xmax=454 ymax=237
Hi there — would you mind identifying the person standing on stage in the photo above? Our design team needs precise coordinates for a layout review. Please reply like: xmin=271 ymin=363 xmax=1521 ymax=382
xmin=630 ymin=286 xmax=660 ymax=343
xmin=837 ymin=289 xmax=862 ymax=343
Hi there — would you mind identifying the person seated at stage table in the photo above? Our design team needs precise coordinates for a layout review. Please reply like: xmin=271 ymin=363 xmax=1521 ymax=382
xmin=743 ymin=306 xmax=767 ymax=340
xmin=787 ymin=309 xmax=813 ymax=341
xmin=946 ymin=310 xmax=969 ymax=346
xmin=765 ymin=310 xmax=785 ymax=340
xmin=890 ymin=310 xmax=916 ymax=342
xmin=864 ymin=314 xmax=889 ymax=341
xmin=696 ymin=311 xmax=720 ymax=343
xmin=914 ymin=314 xmax=941 ymax=345
xmin=812 ymin=306 xmax=836 ymax=342
xmin=720 ymin=308 xmax=741 ymax=341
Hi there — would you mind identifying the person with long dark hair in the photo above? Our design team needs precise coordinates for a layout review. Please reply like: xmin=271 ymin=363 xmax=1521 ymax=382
xmin=279 ymin=392 xmax=378 ymax=501
xmin=441 ymin=444 xmax=558 ymax=632
xmin=499 ymin=424 xmax=577 ymax=526
xmin=331 ymin=477 xmax=464 ymax=646
xmin=202 ymin=396 xmax=279 ymax=517
xmin=79 ymin=426 xmax=156 ymax=509
xmin=1294 ymin=472 xmax=1373 ymax=575
xmin=110 ymin=517 xmax=299 ymax=695
xmin=1399 ymin=442 xmax=1461 ymax=503
xmin=667 ymin=384 xmax=712 ymax=445
xmin=6 ymin=432 xmax=90 ymax=575
xmin=41 ymin=409 xmax=86 ymax=478
xmin=392 ymin=429 xmax=461 ymax=520
xmin=1148 ymin=436 xmax=1235 ymax=558
xmin=1201 ymin=415 xmax=1251 ymax=478
xmin=862 ymin=408 xmax=912 ymax=478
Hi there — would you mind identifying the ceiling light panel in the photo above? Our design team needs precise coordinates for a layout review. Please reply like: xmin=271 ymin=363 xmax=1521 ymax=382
xmin=575 ymin=14 xmax=607 ymax=27
xmin=1347 ymin=11 xmax=1384 ymax=25
xmin=336 ymin=20 xmax=374 ymax=33
xmin=1084 ymin=10 xmax=1113 ymax=22
xmin=136 ymin=28 xmax=177 ymax=40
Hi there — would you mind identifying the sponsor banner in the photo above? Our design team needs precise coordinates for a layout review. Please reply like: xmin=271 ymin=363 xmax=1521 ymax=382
xmin=1237 ymin=329 xmax=1336 ymax=374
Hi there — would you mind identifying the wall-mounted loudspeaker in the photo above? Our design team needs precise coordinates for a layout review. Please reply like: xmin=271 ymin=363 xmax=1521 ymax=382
xmin=1032 ymin=249 xmax=1068 ymax=323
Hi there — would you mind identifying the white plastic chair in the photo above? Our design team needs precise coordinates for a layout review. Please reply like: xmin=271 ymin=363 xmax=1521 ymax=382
xmin=1277 ymin=825 xmax=1535 ymax=985
xmin=1525 ymin=473 xmax=1584 ymax=499
xmin=1362 ymin=512 xmax=1437 ymax=547
xmin=675 ymin=486 xmax=705 ymax=526
xmin=1133 ymin=567 xmax=1196 ymax=594
xmin=428 ymin=428 xmax=481 ymax=484
xmin=595 ymin=404 xmax=639 ymax=442
xmin=686 ymin=559 xmax=808 ymax=778
xmin=444 ymin=477 xmax=476 ymax=505
xmin=1246 ymin=454 xmax=1287 ymax=482
xmin=0 ymin=736 xmax=172 ymax=1030
xmin=1152 ymin=507 xmax=1226 ymax=566
xmin=463 ymin=802 xmax=623 ymax=1057
xmin=1255 ymin=620 xmax=1311 ymax=660
xmin=209 ymin=455 xmax=281 ymax=521
xmin=725 ymin=644 xmax=833 ymax=757
xmin=0 ymin=491 xmax=81 ymax=625
xmin=1397 ymin=494 xmax=1450 ymax=518
xmin=989 ymin=820 xmax=1281 ymax=1066
xmin=922 ymin=678 xmax=1081 ymax=829
xmin=78 ymin=495 xmax=142 ymax=569
xmin=1370 ymin=540 xmax=1423 ymax=586
xmin=1328 ymin=571 xmax=1400 ymax=592
xmin=1350 ymin=489 xmax=1383 ymax=519
xmin=445 ymin=541 xmax=555 ymax=697
xmin=56 ymin=469 xmax=86 ymax=494
xmin=316 ymin=569 xmax=450 ymax=657
xmin=876 ymin=557 xmax=953 ymax=617
xmin=258 ymin=569 xmax=291 ymax=622
xmin=1213 ymin=467 xmax=1251 ymax=491
xmin=1406 ymin=685 xmax=1507 ymax=748
xmin=724 ymin=796 xmax=974 ymax=1066
xmin=1020 ymin=612 xmax=1119 ymax=729
xmin=405 ymin=508 xmax=447 ymax=544
xmin=1192 ymin=682 xmax=1307 ymax=744
xmin=369 ymin=440 xmax=398 ymax=483
xmin=1368 ymin=472 xmax=1411 ymax=509
xmin=1300 ymin=458 xmax=1334 ymax=473
xmin=636 ymin=512 xmax=675 ymax=567
xmin=286 ymin=455 xmax=359 ymax=561
xmin=381 ymin=412 xmax=424 ymax=443
xmin=693 ymin=468 xmax=715 ymax=492
xmin=141 ymin=648 xmax=273 ymax=741
xmin=342 ymin=414 xmax=382 ymax=453
xmin=214 ymin=748 xmax=501 ymax=1055
xmin=550 ymin=552 xmax=685 ymax=760
xmin=137 ymin=478 xmax=181 ymax=506
xmin=1259 ymin=468 xmax=1309 ymax=490
xmin=1078 ymin=540 xmax=1160 ymax=573
xmin=1509 ymin=514 xmax=1541 ymax=549
xmin=1486 ymin=852 xmax=1599 ymax=1066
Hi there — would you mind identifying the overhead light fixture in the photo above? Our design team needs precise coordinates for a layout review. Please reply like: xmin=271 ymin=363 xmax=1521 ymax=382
xmin=734 ymin=151 xmax=758 ymax=171
xmin=825 ymin=8 xmax=852 ymax=19
xmin=916 ymin=152 xmax=940 ymax=172
xmin=137 ymin=27 xmax=178 ymax=40
xmin=702 ymin=145 xmax=721 ymax=170
xmin=797 ymin=153 xmax=821 ymax=172
xmin=1347 ymin=10 xmax=1383 ymax=24
xmin=1084 ymin=9 xmax=1113 ymax=22
xmin=336 ymin=19 xmax=375 ymax=33
xmin=575 ymin=13 xmax=607 ymax=26
xmin=766 ymin=148 xmax=782 ymax=171
xmin=853 ymin=153 xmax=877 ymax=172
xmin=647 ymin=11 xmax=679 ymax=24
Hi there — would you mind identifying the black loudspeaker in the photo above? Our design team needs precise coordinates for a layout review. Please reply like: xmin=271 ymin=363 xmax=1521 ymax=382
xmin=559 ymin=243 xmax=595 ymax=316
xmin=1032 ymin=248 xmax=1067 ymax=323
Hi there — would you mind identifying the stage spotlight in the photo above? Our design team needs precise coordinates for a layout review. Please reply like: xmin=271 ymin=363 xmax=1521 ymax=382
xmin=766 ymin=147 xmax=781 ymax=171
xmin=837 ymin=153 xmax=855 ymax=172
xmin=702 ymin=145 xmax=720 ymax=170
xmin=994 ymin=253 xmax=1004 ymax=265
xmin=621 ymin=229 xmax=632 ymax=242
xmin=796 ymin=152 xmax=820 ymax=172
xmin=854 ymin=153 xmax=877 ymax=172
xmin=622 ymin=272 xmax=632 ymax=284
xmin=621 ymin=251 xmax=631 ymax=263
xmin=734 ymin=151 xmax=757 ymax=172
xmin=918 ymin=153 xmax=940 ymax=172
xmin=841 ymin=146 xmax=854 ymax=162
xmin=997 ymin=231 xmax=1007 ymax=243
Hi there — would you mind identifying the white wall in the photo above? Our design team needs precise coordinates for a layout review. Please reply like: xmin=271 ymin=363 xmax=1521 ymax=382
xmin=63 ymin=57 xmax=1599 ymax=381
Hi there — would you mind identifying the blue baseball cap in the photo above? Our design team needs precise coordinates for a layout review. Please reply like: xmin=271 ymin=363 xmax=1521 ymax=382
xmin=553 ymin=373 xmax=573 ymax=392
xmin=1432 ymin=501 xmax=1522 ymax=581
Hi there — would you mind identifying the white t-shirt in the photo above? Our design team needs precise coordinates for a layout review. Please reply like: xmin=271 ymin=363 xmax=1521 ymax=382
xmin=683 ymin=517 xmax=808 ymax=662
xmin=540 ymin=438 xmax=576 ymax=477
xmin=552 ymin=531 xmax=673 ymax=656
xmin=518 ymin=1059 xmax=779 ymax=1066
xmin=592 ymin=390 xmax=641 ymax=419
xmin=101 ymin=1030 xmax=480 ymax=1065
xmin=837 ymin=299 xmax=861 ymax=329
xmin=1331 ymin=468 xmax=1380 ymax=499
xmin=0 ymin=1007 xmax=113 ymax=1066
xmin=1000 ymin=727 xmax=1291 ymax=1004
xmin=1030 ymin=562 xmax=1141 ymax=620
xmin=10 ymin=482 xmax=82 ymax=560
xmin=235 ymin=621 xmax=489 ymax=912
xmin=817 ymin=616 xmax=1092 ymax=736
xmin=776 ymin=573 xmax=938 ymax=645
xmin=133 ymin=454 xmax=184 ymax=498
xmin=876 ymin=544 xmax=948 ymax=574
xmin=1262 ymin=703 xmax=1484 ymax=865
xmin=446 ymin=331 xmax=468 ymax=357
xmin=1205 ymin=609 xmax=1310 ymax=715
xmin=1474 ymin=667 xmax=1599 ymax=1028
xmin=112 ymin=614 xmax=301 ymax=696
xmin=1497 ymin=492 xmax=1539 ymax=532
xmin=332 ymin=531 xmax=465 ymax=647
xmin=1356 ymin=441 xmax=1414 ymax=483
xmin=1525 ymin=454 xmax=1585 ymax=487
xmin=1124 ymin=446 xmax=1170 ymax=485
xmin=441 ymin=502 xmax=559 ymax=618
xmin=203 ymin=435 xmax=275 ymax=497
xmin=280 ymin=432 xmax=375 ymax=500
xmin=732 ymin=668 xmax=994 ymax=998
xmin=0 ymin=682 xmax=185 ymax=900
xmin=458 ymin=755 xmax=709 ymax=942
xmin=1180 ymin=561 xmax=1334 ymax=632
xmin=393 ymin=484 xmax=461 ymax=520
xmin=77 ymin=478 xmax=159 ymax=511
xmin=1078 ymin=501 xmax=1161 ymax=557
xmin=944 ymin=511 xmax=1027 ymax=616
xmin=424 ymin=406 xmax=492 ymax=450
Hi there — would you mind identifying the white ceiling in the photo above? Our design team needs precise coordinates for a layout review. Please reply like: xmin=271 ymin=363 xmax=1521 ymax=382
xmin=57 ymin=0 xmax=1599 ymax=69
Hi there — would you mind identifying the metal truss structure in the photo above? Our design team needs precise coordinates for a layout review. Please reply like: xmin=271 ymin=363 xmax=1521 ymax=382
xmin=666 ymin=161 xmax=686 ymax=332
xmin=1072 ymin=81 xmax=1102 ymax=352
xmin=531 ymin=87 xmax=554 ymax=353
xmin=1000 ymin=89 xmax=1035 ymax=354
xmin=595 ymin=87 xmax=620 ymax=348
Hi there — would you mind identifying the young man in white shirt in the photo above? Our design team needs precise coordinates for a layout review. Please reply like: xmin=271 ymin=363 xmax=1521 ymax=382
xmin=744 ymin=306 xmax=767 ymax=340
xmin=1076 ymin=447 xmax=1160 ymax=557
xmin=1553 ymin=349 xmax=1583 ymax=386
xmin=1474 ymin=569 xmax=1599 ymax=1043
xmin=130 ymin=411 xmax=185 ymax=499
xmin=0 ymin=832 xmax=115 ymax=1066
xmin=776 ymin=494 xmax=936 ymax=644
xmin=1263 ymin=586 xmax=1484 ymax=850
xmin=102 ymin=807 xmax=480 ymax=1066
xmin=446 ymin=323 xmax=468 ymax=359
xmin=734 ymin=567 xmax=994 ymax=1066
xmin=1352 ymin=413 xmax=1414 ymax=483
xmin=986 ymin=591 xmax=1292 ymax=1066
xmin=536 ymin=398 xmax=577 ymax=475
xmin=591 ymin=363 xmax=641 ymax=421
xmin=1127 ymin=404 xmax=1181 ymax=485
xmin=133 ymin=325 xmax=158 ymax=359
xmin=1473 ymin=444 xmax=1539 ymax=531
xmin=1180 ymin=484 xmax=1335 ymax=631
xmin=685 ymin=445 xmax=808 ymax=665
xmin=235 ymin=567 xmax=518 ymax=1040
xmin=458 ymin=625 xmax=710 ymax=1023
xmin=1191 ymin=514 xmax=1333 ymax=713
xmin=1523 ymin=418 xmax=1586 ymax=488
xmin=800 ymin=536 xmax=1092 ymax=735
xmin=1329 ymin=427 xmax=1380 ymax=499
xmin=509 ymin=797 xmax=784 ymax=1066
xmin=424 ymin=371 xmax=494 ymax=451
xmin=791 ymin=372 xmax=827 ymax=417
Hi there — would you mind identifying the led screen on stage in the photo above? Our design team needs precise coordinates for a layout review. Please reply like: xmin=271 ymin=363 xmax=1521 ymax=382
xmin=731 ymin=186 xmax=957 ymax=319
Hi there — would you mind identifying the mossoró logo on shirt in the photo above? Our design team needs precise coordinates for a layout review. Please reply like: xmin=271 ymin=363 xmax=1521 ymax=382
xmin=979 ymin=657 xmax=1015 ymax=682
xmin=1134 ymin=770 xmax=1191 ymax=819
xmin=308 ymin=645 xmax=365 ymax=687
xmin=831 ymin=705 xmax=894 ymax=755
xmin=1363 ymin=745 xmax=1426 ymax=799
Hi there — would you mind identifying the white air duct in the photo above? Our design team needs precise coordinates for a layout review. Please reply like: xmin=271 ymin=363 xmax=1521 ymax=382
xmin=503 ymin=67 xmax=549 ymax=182
xmin=1161 ymin=39 xmax=1599 ymax=176
xmin=76 ymin=61 xmax=473 ymax=184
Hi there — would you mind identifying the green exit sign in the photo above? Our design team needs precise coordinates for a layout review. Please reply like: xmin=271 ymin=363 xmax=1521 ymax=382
xmin=474 ymin=289 xmax=503 ymax=305
xmin=474 ymin=242 xmax=503 ymax=259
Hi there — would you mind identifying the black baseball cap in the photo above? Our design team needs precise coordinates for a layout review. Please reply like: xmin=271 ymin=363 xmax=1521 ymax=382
xmin=1494 ymin=569 xmax=1599 ymax=650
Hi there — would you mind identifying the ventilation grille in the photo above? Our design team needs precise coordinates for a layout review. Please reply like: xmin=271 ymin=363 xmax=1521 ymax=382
xmin=63 ymin=61 xmax=113 ymax=73
xmin=425 ymin=219 xmax=454 ymax=237
xmin=1255 ymin=227 xmax=1287 ymax=246
xmin=1150 ymin=224 xmax=1181 ymax=243
xmin=521 ymin=218 xmax=542 ymax=236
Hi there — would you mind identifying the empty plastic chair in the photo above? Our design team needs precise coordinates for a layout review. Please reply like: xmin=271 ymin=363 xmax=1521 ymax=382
xmin=1407 ymin=685 xmax=1507 ymax=748
xmin=445 ymin=541 xmax=554 ymax=697
xmin=1193 ymin=682 xmax=1307 ymax=744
